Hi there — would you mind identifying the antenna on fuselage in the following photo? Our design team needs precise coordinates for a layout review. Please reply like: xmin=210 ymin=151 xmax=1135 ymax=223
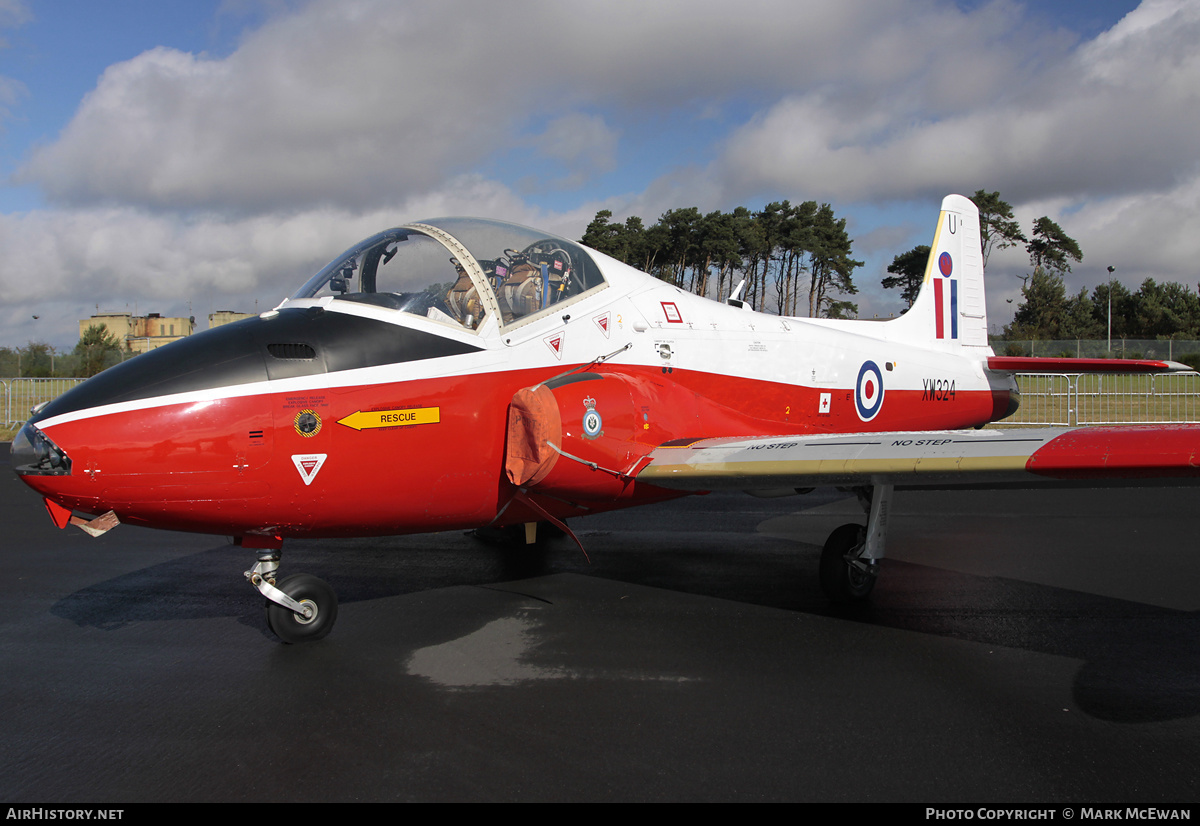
xmin=727 ymin=279 xmax=747 ymax=308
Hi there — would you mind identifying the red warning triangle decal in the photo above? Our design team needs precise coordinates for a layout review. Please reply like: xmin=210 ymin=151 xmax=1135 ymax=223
xmin=291 ymin=453 xmax=327 ymax=486
xmin=544 ymin=332 xmax=565 ymax=359
xmin=594 ymin=313 xmax=610 ymax=338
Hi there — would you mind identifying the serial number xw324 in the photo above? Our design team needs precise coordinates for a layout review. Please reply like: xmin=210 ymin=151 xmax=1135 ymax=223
xmin=923 ymin=378 xmax=956 ymax=401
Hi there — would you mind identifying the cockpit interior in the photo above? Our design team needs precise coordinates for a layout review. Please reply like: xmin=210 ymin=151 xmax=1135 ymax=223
xmin=292 ymin=218 xmax=608 ymax=332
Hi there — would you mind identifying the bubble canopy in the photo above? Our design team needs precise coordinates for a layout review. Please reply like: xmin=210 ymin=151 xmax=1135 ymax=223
xmin=292 ymin=218 xmax=607 ymax=331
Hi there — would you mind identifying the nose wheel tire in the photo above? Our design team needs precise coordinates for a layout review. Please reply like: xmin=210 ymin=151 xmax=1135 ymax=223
xmin=819 ymin=523 xmax=876 ymax=603
xmin=264 ymin=573 xmax=338 ymax=643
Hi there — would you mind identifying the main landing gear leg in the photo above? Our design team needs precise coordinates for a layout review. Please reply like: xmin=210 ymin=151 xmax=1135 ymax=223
xmin=819 ymin=483 xmax=893 ymax=603
xmin=245 ymin=549 xmax=338 ymax=643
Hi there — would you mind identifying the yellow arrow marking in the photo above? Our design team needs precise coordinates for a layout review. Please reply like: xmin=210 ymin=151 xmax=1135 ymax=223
xmin=337 ymin=407 xmax=440 ymax=431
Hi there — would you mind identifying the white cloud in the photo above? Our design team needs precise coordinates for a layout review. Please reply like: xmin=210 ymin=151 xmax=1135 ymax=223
xmin=0 ymin=0 xmax=31 ymax=32
xmin=0 ymin=173 xmax=603 ymax=345
xmin=15 ymin=0 xmax=1030 ymax=213
xmin=7 ymin=0 xmax=1200 ymax=342
xmin=715 ymin=0 xmax=1200 ymax=206
xmin=0 ymin=0 xmax=30 ymax=126
xmin=533 ymin=113 xmax=619 ymax=189
xmin=973 ymin=166 xmax=1200 ymax=331
xmin=0 ymin=74 xmax=25 ymax=122
xmin=1054 ymin=172 xmax=1200 ymax=289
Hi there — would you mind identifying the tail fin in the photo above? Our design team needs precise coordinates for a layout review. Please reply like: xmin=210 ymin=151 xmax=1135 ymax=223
xmin=888 ymin=194 xmax=989 ymax=351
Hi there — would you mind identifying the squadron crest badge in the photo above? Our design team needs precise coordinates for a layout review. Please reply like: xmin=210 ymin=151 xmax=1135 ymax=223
xmin=582 ymin=396 xmax=603 ymax=440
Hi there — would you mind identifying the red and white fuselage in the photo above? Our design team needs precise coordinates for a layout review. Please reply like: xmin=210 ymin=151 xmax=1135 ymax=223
xmin=5 ymin=197 xmax=1043 ymax=542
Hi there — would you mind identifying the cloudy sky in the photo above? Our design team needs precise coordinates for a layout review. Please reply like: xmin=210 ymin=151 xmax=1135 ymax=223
xmin=2 ymin=0 xmax=1196 ymax=348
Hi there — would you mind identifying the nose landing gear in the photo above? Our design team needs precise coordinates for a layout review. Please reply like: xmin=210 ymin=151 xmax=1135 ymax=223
xmin=246 ymin=552 xmax=338 ymax=643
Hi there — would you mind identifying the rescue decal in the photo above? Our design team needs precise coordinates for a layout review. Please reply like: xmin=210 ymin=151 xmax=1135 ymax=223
xmin=291 ymin=453 xmax=327 ymax=486
xmin=582 ymin=396 xmax=603 ymax=440
xmin=544 ymin=332 xmax=565 ymax=359
xmin=294 ymin=409 xmax=322 ymax=437
xmin=594 ymin=312 xmax=611 ymax=338
xmin=922 ymin=379 xmax=956 ymax=401
xmin=337 ymin=407 xmax=441 ymax=431
xmin=855 ymin=361 xmax=884 ymax=422
xmin=661 ymin=302 xmax=683 ymax=323
xmin=819 ymin=392 xmax=831 ymax=415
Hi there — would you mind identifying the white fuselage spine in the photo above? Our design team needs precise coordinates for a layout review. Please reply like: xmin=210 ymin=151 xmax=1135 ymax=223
xmin=36 ymin=249 xmax=993 ymax=435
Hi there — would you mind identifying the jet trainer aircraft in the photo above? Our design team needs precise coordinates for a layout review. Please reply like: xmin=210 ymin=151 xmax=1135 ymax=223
xmin=13 ymin=195 xmax=1200 ymax=643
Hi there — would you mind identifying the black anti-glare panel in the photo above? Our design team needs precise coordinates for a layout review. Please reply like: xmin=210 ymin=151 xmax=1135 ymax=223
xmin=35 ymin=309 xmax=483 ymax=422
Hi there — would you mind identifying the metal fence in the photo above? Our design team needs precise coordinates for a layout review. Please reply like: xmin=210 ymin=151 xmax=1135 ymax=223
xmin=1003 ymin=372 xmax=1200 ymax=426
xmin=1003 ymin=374 xmax=1075 ymax=426
xmin=3 ymin=378 xmax=86 ymax=427
xmin=994 ymin=339 xmax=1200 ymax=363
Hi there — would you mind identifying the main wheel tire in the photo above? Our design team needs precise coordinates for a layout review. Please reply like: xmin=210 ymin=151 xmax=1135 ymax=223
xmin=265 ymin=573 xmax=338 ymax=644
xmin=819 ymin=523 xmax=876 ymax=603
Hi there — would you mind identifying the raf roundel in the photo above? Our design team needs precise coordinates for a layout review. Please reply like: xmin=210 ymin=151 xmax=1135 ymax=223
xmin=939 ymin=251 xmax=953 ymax=277
xmin=855 ymin=361 xmax=884 ymax=422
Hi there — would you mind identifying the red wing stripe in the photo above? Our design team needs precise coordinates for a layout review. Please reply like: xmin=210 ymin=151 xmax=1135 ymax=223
xmin=988 ymin=356 xmax=1177 ymax=373
xmin=638 ymin=426 xmax=1200 ymax=490
xmin=1027 ymin=425 xmax=1200 ymax=479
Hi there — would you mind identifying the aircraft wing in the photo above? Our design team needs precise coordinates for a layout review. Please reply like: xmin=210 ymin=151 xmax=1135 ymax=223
xmin=986 ymin=356 xmax=1191 ymax=373
xmin=636 ymin=426 xmax=1200 ymax=491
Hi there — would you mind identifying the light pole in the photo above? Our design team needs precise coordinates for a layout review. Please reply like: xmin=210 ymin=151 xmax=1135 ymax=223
xmin=1107 ymin=265 xmax=1115 ymax=355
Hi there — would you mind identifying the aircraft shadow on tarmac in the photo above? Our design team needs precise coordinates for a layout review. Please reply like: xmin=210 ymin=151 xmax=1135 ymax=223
xmin=49 ymin=507 xmax=1200 ymax=726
